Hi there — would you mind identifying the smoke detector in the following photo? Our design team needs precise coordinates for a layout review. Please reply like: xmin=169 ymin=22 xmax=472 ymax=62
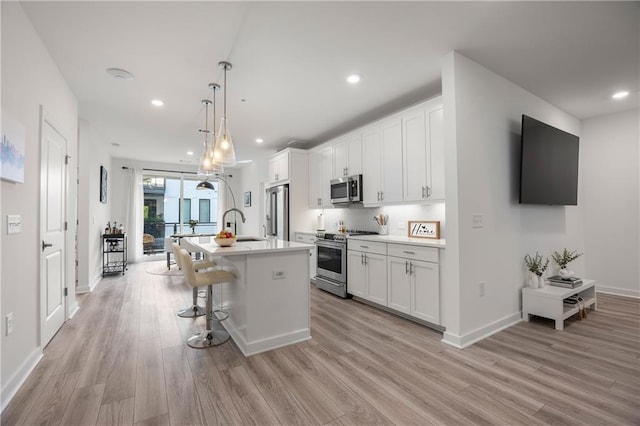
xmin=106 ymin=68 xmax=134 ymax=81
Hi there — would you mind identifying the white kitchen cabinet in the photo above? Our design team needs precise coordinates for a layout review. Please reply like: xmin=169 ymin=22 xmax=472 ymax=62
xmin=347 ymin=240 xmax=387 ymax=304
xmin=295 ymin=232 xmax=317 ymax=280
xmin=363 ymin=119 xmax=403 ymax=205
xmin=268 ymin=150 xmax=289 ymax=183
xmin=387 ymin=242 xmax=440 ymax=325
xmin=308 ymin=147 xmax=333 ymax=208
xmin=333 ymin=134 xmax=362 ymax=178
xmin=402 ymin=98 xmax=444 ymax=202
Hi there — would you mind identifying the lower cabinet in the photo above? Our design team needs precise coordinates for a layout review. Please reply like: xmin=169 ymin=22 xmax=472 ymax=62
xmin=295 ymin=232 xmax=317 ymax=280
xmin=348 ymin=239 xmax=441 ymax=326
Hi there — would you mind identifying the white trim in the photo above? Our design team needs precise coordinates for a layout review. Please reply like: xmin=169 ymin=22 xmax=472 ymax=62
xmin=441 ymin=312 xmax=522 ymax=349
xmin=68 ymin=302 xmax=80 ymax=319
xmin=597 ymin=287 xmax=640 ymax=299
xmin=77 ymin=272 xmax=102 ymax=294
xmin=223 ymin=318 xmax=311 ymax=356
xmin=1 ymin=348 xmax=43 ymax=412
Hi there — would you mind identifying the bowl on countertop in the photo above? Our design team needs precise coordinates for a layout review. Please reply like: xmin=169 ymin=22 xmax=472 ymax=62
xmin=214 ymin=237 xmax=237 ymax=247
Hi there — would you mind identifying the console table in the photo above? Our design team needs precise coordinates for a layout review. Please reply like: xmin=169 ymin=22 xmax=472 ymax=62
xmin=522 ymin=279 xmax=596 ymax=330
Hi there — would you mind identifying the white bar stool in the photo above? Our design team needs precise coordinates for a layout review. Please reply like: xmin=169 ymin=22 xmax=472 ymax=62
xmin=178 ymin=248 xmax=236 ymax=348
xmin=172 ymin=242 xmax=214 ymax=318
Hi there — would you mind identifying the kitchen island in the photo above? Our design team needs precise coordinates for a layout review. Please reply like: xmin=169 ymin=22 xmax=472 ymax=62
xmin=181 ymin=236 xmax=313 ymax=356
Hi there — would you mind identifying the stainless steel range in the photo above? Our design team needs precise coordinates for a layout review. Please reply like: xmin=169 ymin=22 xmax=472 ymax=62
xmin=314 ymin=230 xmax=378 ymax=298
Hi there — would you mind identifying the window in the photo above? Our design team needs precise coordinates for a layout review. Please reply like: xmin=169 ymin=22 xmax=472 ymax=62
xmin=180 ymin=198 xmax=191 ymax=223
xmin=199 ymin=199 xmax=210 ymax=222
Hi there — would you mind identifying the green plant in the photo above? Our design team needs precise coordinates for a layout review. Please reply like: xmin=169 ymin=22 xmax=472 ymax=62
xmin=524 ymin=252 xmax=549 ymax=277
xmin=552 ymin=249 xmax=582 ymax=268
xmin=189 ymin=219 xmax=198 ymax=232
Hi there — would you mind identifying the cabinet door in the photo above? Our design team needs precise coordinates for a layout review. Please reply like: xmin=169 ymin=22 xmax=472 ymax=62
xmin=411 ymin=260 xmax=440 ymax=324
xmin=402 ymin=108 xmax=427 ymax=202
xmin=333 ymin=140 xmax=348 ymax=178
xmin=365 ymin=253 xmax=387 ymax=306
xmin=277 ymin=152 xmax=289 ymax=181
xmin=347 ymin=251 xmax=366 ymax=297
xmin=321 ymin=147 xmax=333 ymax=207
xmin=362 ymin=128 xmax=382 ymax=204
xmin=345 ymin=135 xmax=362 ymax=176
xmin=380 ymin=119 xmax=403 ymax=204
xmin=268 ymin=156 xmax=278 ymax=182
xmin=387 ymin=256 xmax=411 ymax=314
xmin=428 ymin=107 xmax=444 ymax=200
xmin=308 ymin=151 xmax=322 ymax=208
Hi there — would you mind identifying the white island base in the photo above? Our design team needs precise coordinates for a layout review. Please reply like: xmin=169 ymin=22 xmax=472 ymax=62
xmin=182 ymin=237 xmax=312 ymax=356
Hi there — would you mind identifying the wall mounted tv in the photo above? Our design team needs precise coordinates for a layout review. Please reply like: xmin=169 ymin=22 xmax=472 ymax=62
xmin=519 ymin=115 xmax=579 ymax=206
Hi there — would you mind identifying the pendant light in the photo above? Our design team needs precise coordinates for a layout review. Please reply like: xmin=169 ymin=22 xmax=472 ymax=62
xmin=212 ymin=61 xmax=237 ymax=167
xmin=198 ymin=84 xmax=223 ymax=176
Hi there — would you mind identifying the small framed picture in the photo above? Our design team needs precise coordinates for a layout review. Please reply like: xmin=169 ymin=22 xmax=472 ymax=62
xmin=244 ymin=191 xmax=251 ymax=207
xmin=100 ymin=166 xmax=108 ymax=204
xmin=408 ymin=221 xmax=440 ymax=239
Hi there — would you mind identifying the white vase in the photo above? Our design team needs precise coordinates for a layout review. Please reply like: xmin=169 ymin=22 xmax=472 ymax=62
xmin=538 ymin=275 xmax=546 ymax=287
xmin=528 ymin=273 xmax=539 ymax=288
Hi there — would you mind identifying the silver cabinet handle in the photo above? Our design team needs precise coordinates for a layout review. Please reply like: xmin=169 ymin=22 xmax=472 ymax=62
xmin=380 ymin=191 xmax=383 ymax=201
xmin=317 ymin=198 xmax=321 ymax=206
xmin=42 ymin=241 xmax=53 ymax=251
xmin=363 ymin=254 xmax=367 ymax=265
xmin=409 ymin=262 xmax=414 ymax=275
xmin=403 ymin=250 xmax=415 ymax=255
xmin=426 ymin=186 xmax=431 ymax=198
xmin=377 ymin=191 xmax=380 ymax=201
xmin=360 ymin=245 xmax=369 ymax=249
xmin=421 ymin=186 xmax=426 ymax=198
xmin=405 ymin=260 xmax=409 ymax=274
xmin=361 ymin=253 xmax=364 ymax=265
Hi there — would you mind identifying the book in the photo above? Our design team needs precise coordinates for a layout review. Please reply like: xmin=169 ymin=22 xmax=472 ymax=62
xmin=548 ymin=275 xmax=582 ymax=283
xmin=550 ymin=280 xmax=583 ymax=289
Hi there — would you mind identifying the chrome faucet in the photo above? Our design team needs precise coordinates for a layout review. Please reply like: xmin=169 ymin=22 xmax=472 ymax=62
xmin=222 ymin=208 xmax=246 ymax=230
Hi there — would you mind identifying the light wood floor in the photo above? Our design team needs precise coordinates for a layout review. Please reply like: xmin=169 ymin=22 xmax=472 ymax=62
xmin=3 ymin=261 xmax=639 ymax=425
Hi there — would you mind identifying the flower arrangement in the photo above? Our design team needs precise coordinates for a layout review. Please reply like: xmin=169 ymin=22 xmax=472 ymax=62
xmin=551 ymin=249 xmax=582 ymax=269
xmin=524 ymin=252 xmax=549 ymax=277
xmin=188 ymin=219 xmax=198 ymax=233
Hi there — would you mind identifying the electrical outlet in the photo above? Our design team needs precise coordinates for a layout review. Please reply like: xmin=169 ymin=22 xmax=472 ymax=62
xmin=272 ymin=270 xmax=286 ymax=279
xmin=479 ymin=282 xmax=485 ymax=297
xmin=6 ymin=313 xmax=13 ymax=336
xmin=472 ymin=214 xmax=484 ymax=228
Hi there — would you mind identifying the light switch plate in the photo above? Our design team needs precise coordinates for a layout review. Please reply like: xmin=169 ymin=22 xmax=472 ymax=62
xmin=7 ymin=215 xmax=21 ymax=234
xmin=472 ymin=214 xmax=483 ymax=228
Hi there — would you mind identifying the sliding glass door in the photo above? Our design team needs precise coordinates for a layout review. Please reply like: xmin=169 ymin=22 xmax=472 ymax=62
xmin=142 ymin=174 xmax=219 ymax=256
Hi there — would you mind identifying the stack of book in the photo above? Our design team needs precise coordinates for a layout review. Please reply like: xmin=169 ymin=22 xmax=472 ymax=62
xmin=548 ymin=275 xmax=583 ymax=288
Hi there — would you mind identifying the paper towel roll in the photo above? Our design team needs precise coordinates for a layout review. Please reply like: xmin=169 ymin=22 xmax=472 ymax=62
xmin=317 ymin=214 xmax=325 ymax=230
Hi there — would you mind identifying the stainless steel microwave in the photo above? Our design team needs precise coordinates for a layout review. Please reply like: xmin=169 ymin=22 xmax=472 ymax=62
xmin=330 ymin=174 xmax=363 ymax=204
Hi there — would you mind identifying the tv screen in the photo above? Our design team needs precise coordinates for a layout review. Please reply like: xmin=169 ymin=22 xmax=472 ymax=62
xmin=519 ymin=115 xmax=579 ymax=205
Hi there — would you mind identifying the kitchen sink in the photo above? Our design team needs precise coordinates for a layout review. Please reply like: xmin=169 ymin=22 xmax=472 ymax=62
xmin=236 ymin=236 xmax=265 ymax=242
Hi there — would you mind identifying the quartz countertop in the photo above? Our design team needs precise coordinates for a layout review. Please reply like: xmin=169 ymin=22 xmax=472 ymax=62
xmin=182 ymin=236 xmax=314 ymax=256
xmin=347 ymin=234 xmax=446 ymax=248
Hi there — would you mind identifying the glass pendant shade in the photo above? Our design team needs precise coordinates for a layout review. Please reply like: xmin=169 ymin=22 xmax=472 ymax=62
xmin=213 ymin=116 xmax=236 ymax=166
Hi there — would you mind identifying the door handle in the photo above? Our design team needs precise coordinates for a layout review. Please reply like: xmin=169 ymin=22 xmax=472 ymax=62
xmin=405 ymin=261 xmax=409 ymax=274
xmin=42 ymin=241 xmax=53 ymax=251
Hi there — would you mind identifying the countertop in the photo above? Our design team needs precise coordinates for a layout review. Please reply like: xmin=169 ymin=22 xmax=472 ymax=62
xmin=347 ymin=234 xmax=446 ymax=248
xmin=182 ymin=236 xmax=314 ymax=256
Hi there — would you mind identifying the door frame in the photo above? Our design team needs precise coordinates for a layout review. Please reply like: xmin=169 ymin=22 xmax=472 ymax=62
xmin=39 ymin=106 xmax=69 ymax=347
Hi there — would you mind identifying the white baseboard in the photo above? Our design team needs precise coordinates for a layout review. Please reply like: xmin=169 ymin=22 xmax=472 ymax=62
xmin=68 ymin=301 xmax=80 ymax=319
xmin=223 ymin=318 xmax=311 ymax=356
xmin=441 ymin=311 xmax=522 ymax=349
xmin=597 ymin=286 xmax=639 ymax=299
xmin=77 ymin=272 xmax=102 ymax=294
xmin=1 ymin=348 xmax=43 ymax=412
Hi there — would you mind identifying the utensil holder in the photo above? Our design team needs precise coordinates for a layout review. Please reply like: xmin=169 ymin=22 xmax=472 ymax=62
xmin=379 ymin=225 xmax=388 ymax=235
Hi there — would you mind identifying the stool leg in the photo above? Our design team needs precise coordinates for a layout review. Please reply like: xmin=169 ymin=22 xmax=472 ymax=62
xmin=187 ymin=285 xmax=229 ymax=348
xmin=213 ymin=282 xmax=229 ymax=321
xmin=177 ymin=288 xmax=206 ymax=318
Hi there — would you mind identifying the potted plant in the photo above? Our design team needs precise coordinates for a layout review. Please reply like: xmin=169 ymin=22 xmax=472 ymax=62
xmin=524 ymin=252 xmax=549 ymax=288
xmin=189 ymin=219 xmax=198 ymax=234
xmin=552 ymin=248 xmax=582 ymax=277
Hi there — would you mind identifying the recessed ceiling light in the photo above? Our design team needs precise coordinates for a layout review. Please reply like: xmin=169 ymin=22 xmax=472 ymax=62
xmin=106 ymin=68 xmax=134 ymax=81
xmin=151 ymin=99 xmax=164 ymax=107
xmin=186 ymin=151 xmax=194 ymax=156
xmin=256 ymin=138 xmax=264 ymax=144
xmin=612 ymin=91 xmax=629 ymax=99
xmin=347 ymin=74 xmax=361 ymax=84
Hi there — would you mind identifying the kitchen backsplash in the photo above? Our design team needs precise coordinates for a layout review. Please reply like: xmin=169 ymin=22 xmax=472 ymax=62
xmin=308 ymin=203 xmax=446 ymax=238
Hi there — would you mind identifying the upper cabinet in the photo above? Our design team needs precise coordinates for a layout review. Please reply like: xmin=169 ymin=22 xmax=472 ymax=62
xmin=308 ymin=146 xmax=333 ymax=208
xmin=403 ymin=99 xmax=444 ymax=202
xmin=362 ymin=118 xmax=403 ymax=205
xmin=332 ymin=134 xmax=362 ymax=178
xmin=268 ymin=150 xmax=289 ymax=183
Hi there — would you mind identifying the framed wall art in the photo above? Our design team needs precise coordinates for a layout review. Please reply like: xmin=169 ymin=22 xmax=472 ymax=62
xmin=244 ymin=191 xmax=252 ymax=207
xmin=408 ymin=221 xmax=440 ymax=239
xmin=1 ymin=113 xmax=26 ymax=183
xmin=100 ymin=165 xmax=108 ymax=203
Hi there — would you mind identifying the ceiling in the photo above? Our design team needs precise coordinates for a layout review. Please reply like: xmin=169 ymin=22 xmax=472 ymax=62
xmin=20 ymin=1 xmax=639 ymax=167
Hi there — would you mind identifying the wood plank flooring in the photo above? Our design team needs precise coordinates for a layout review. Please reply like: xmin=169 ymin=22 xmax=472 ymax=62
xmin=3 ymin=261 xmax=639 ymax=425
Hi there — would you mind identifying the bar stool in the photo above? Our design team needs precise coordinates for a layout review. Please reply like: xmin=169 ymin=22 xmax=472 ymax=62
xmin=178 ymin=248 xmax=236 ymax=348
xmin=172 ymin=242 xmax=215 ymax=318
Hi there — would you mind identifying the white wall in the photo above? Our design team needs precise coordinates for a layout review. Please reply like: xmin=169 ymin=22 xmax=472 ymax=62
xmin=1 ymin=2 xmax=78 ymax=406
xmin=581 ymin=109 xmax=639 ymax=297
xmin=232 ymin=158 xmax=269 ymax=237
xmin=441 ymin=52 xmax=583 ymax=347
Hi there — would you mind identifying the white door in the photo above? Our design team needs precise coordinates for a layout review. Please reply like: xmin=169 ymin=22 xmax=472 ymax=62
xmin=411 ymin=260 xmax=440 ymax=324
xmin=387 ymin=257 xmax=411 ymax=314
xmin=346 ymin=251 xmax=365 ymax=297
xmin=40 ymin=118 xmax=67 ymax=346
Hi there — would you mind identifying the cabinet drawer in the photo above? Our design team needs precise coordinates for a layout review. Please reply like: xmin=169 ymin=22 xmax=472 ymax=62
xmin=295 ymin=233 xmax=316 ymax=243
xmin=347 ymin=240 xmax=387 ymax=255
xmin=387 ymin=243 xmax=438 ymax=263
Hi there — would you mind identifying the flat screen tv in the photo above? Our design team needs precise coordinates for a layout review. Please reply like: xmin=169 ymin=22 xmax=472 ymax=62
xmin=519 ymin=115 xmax=579 ymax=205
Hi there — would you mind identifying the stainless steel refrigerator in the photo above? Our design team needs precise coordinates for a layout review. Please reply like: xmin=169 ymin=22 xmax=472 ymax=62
xmin=265 ymin=184 xmax=289 ymax=240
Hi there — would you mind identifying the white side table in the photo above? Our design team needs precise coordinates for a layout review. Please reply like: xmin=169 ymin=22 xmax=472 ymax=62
xmin=522 ymin=279 xmax=597 ymax=330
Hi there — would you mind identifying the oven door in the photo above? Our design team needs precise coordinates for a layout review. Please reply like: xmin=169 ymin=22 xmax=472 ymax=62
xmin=315 ymin=240 xmax=346 ymax=283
